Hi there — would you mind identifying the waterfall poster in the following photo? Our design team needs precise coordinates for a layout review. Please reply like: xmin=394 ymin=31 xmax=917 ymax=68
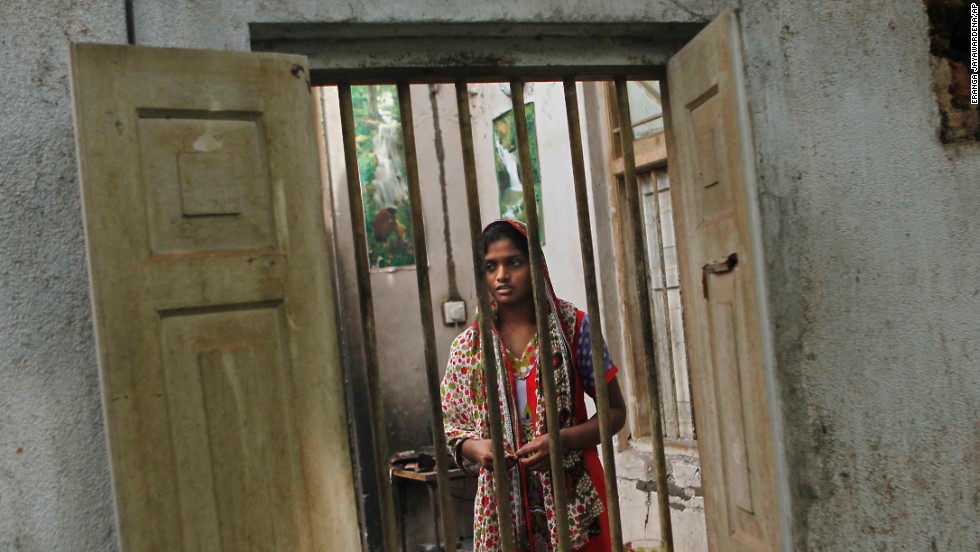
xmin=351 ymin=85 xmax=415 ymax=269
xmin=493 ymin=103 xmax=545 ymax=243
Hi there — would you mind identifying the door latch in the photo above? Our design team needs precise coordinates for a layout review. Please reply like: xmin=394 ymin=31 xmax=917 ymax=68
xmin=702 ymin=252 xmax=738 ymax=299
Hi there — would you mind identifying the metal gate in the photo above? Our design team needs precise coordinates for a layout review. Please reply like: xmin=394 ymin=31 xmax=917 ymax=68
xmin=319 ymin=75 xmax=678 ymax=552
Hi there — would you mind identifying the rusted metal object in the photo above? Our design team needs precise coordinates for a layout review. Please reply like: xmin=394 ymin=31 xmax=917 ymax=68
xmin=562 ymin=78 xmax=626 ymax=552
xmin=337 ymin=84 xmax=400 ymax=552
xmin=511 ymin=79 xmax=572 ymax=552
xmin=614 ymin=78 xmax=675 ymax=552
xmin=454 ymin=81 xmax=518 ymax=552
xmin=396 ymin=81 xmax=457 ymax=551
xmin=701 ymin=253 xmax=738 ymax=299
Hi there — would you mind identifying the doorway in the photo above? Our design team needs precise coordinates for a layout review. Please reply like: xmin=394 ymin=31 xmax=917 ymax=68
xmin=67 ymin=12 xmax=788 ymax=552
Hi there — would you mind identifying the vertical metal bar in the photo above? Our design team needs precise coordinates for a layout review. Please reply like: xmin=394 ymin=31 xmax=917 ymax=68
xmin=454 ymin=81 xmax=517 ymax=552
xmin=124 ymin=0 xmax=136 ymax=44
xmin=395 ymin=81 xmax=457 ymax=551
xmin=614 ymin=78 xmax=675 ymax=551
xmin=337 ymin=84 xmax=400 ymax=552
xmin=397 ymin=479 xmax=408 ymax=552
xmin=315 ymin=87 xmax=372 ymax=552
xmin=562 ymin=78 xmax=625 ymax=552
xmin=510 ymin=79 xmax=572 ymax=552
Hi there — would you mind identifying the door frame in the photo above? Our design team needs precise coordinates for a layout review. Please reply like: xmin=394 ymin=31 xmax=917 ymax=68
xmin=251 ymin=14 xmax=792 ymax=551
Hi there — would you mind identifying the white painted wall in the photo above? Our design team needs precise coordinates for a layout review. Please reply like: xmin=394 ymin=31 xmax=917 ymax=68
xmin=1 ymin=1 xmax=977 ymax=550
xmin=464 ymin=81 xmax=589 ymax=307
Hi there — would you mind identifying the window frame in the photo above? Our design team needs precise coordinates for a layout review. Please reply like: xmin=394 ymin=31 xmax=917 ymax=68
xmin=602 ymin=82 xmax=697 ymax=448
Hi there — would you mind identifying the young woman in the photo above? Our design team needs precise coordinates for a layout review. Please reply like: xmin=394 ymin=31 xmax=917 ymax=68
xmin=441 ymin=219 xmax=627 ymax=551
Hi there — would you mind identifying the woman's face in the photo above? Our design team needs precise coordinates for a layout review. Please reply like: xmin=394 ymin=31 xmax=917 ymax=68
xmin=483 ymin=238 xmax=532 ymax=307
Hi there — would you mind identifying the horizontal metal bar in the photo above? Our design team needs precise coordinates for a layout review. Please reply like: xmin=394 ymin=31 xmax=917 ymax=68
xmin=396 ymin=81 xmax=457 ymax=550
xmin=308 ymin=69 xmax=667 ymax=86
xmin=454 ymin=81 xmax=517 ymax=552
xmin=337 ymin=84 xmax=399 ymax=552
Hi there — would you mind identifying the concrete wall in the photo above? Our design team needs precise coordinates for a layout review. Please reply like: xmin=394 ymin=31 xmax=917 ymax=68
xmin=0 ymin=2 xmax=124 ymax=550
xmin=1 ymin=0 xmax=977 ymax=551
xmin=740 ymin=3 xmax=980 ymax=550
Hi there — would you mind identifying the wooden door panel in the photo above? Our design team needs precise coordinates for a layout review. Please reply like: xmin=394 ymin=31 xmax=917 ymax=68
xmin=666 ymin=11 xmax=785 ymax=551
xmin=689 ymin=90 xmax=734 ymax=227
xmin=70 ymin=43 xmax=360 ymax=551
xmin=138 ymin=114 xmax=276 ymax=254
xmin=705 ymin=270 xmax=764 ymax=546
xmin=161 ymin=305 xmax=307 ymax=550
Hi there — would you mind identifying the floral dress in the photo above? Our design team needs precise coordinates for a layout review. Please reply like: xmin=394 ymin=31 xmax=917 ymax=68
xmin=442 ymin=303 xmax=618 ymax=551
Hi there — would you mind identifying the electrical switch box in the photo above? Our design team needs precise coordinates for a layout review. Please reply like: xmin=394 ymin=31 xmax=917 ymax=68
xmin=442 ymin=300 xmax=467 ymax=325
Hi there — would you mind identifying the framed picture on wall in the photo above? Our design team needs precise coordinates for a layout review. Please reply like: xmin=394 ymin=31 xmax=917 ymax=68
xmin=493 ymin=102 xmax=545 ymax=244
xmin=352 ymin=84 xmax=416 ymax=269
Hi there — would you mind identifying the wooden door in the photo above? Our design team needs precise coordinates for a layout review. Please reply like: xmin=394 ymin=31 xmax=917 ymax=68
xmin=665 ymin=12 xmax=788 ymax=551
xmin=70 ymin=44 xmax=361 ymax=551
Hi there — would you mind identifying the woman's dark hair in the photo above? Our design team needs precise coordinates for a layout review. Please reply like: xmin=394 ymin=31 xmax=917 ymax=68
xmin=483 ymin=222 xmax=529 ymax=256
